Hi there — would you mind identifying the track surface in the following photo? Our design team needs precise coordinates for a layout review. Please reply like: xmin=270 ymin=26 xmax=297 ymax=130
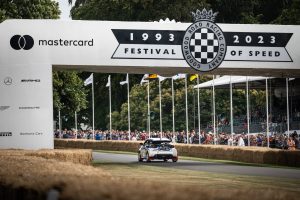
xmin=93 ymin=151 xmax=300 ymax=179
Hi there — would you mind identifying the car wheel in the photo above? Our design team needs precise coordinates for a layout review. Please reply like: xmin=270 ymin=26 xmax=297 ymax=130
xmin=172 ymin=158 xmax=178 ymax=162
xmin=138 ymin=152 xmax=143 ymax=162
xmin=146 ymin=152 xmax=151 ymax=162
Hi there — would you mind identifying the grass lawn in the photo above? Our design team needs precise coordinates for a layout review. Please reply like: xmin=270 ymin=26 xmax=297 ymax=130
xmin=93 ymin=150 xmax=300 ymax=194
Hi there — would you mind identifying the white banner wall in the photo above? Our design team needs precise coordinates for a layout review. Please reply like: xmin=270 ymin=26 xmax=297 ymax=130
xmin=0 ymin=20 xmax=300 ymax=76
xmin=0 ymin=64 xmax=53 ymax=149
xmin=0 ymin=19 xmax=300 ymax=149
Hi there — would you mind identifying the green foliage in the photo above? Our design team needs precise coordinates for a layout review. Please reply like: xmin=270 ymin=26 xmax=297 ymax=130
xmin=70 ymin=0 xmax=300 ymax=24
xmin=112 ymin=76 xmax=208 ymax=131
xmin=208 ymin=0 xmax=299 ymax=24
xmin=0 ymin=0 xmax=60 ymax=22
xmin=80 ymin=73 xmax=141 ymax=130
xmin=272 ymin=0 xmax=300 ymax=25
xmin=111 ymin=76 xmax=268 ymax=132
xmin=53 ymin=71 xmax=88 ymax=112
xmin=53 ymin=71 xmax=88 ymax=129
xmin=71 ymin=0 xmax=209 ymax=22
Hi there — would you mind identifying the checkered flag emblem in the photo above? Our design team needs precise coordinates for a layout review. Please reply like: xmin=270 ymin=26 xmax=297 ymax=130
xmin=189 ymin=28 xmax=219 ymax=64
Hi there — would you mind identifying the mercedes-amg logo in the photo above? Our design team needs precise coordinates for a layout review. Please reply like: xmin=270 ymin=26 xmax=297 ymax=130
xmin=4 ymin=77 xmax=12 ymax=85
xmin=10 ymin=35 xmax=34 ymax=50
xmin=0 ymin=106 xmax=10 ymax=111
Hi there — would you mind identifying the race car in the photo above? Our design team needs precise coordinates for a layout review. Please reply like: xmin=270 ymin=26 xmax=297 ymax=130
xmin=138 ymin=138 xmax=178 ymax=162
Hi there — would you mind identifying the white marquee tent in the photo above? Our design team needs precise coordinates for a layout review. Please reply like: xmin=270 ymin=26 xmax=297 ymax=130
xmin=194 ymin=76 xmax=272 ymax=89
xmin=192 ymin=75 xmax=291 ymax=148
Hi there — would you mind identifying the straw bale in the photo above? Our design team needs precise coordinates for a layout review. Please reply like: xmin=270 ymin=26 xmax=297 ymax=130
xmin=263 ymin=151 xmax=279 ymax=165
xmin=0 ymin=149 xmax=299 ymax=200
xmin=252 ymin=150 xmax=264 ymax=164
xmin=0 ymin=149 xmax=92 ymax=166
xmin=54 ymin=139 xmax=300 ymax=167
xmin=239 ymin=149 xmax=254 ymax=163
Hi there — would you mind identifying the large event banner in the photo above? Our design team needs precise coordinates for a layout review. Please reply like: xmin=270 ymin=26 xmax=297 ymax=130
xmin=0 ymin=18 xmax=300 ymax=149
xmin=0 ymin=20 xmax=299 ymax=74
xmin=0 ymin=64 xmax=53 ymax=149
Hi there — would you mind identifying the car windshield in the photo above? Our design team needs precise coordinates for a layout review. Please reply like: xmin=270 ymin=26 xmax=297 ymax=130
xmin=149 ymin=140 xmax=171 ymax=148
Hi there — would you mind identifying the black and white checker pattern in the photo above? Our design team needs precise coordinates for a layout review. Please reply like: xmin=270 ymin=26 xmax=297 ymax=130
xmin=189 ymin=28 xmax=219 ymax=64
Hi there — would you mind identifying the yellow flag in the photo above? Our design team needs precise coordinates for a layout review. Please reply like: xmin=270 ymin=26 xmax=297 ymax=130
xmin=189 ymin=74 xmax=198 ymax=81
xmin=148 ymin=74 xmax=158 ymax=79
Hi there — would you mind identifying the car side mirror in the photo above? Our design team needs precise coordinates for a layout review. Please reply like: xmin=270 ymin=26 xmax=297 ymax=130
xmin=139 ymin=143 xmax=144 ymax=146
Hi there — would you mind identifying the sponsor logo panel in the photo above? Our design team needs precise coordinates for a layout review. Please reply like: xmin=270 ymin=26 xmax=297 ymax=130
xmin=0 ymin=106 xmax=10 ymax=111
xmin=20 ymin=132 xmax=43 ymax=136
xmin=0 ymin=132 xmax=12 ymax=137
xmin=10 ymin=34 xmax=94 ymax=50
xmin=21 ymin=79 xmax=41 ymax=83
xmin=3 ymin=77 xmax=12 ymax=85
xmin=19 ymin=106 xmax=40 ymax=110
xmin=10 ymin=35 xmax=34 ymax=50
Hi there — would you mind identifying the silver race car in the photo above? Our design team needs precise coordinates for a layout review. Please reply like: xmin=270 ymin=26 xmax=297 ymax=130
xmin=138 ymin=138 xmax=178 ymax=162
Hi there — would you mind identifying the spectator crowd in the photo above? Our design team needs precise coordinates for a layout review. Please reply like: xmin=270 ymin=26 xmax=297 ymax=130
xmin=54 ymin=129 xmax=300 ymax=150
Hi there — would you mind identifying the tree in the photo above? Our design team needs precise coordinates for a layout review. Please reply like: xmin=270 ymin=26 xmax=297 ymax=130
xmin=70 ymin=0 xmax=209 ymax=22
xmin=273 ymin=0 xmax=300 ymax=25
xmin=53 ymin=71 xmax=88 ymax=129
xmin=208 ymin=0 xmax=300 ymax=24
xmin=79 ymin=73 xmax=142 ymax=130
xmin=0 ymin=0 xmax=60 ymax=22
xmin=112 ymin=75 xmax=270 ymax=133
xmin=114 ymin=76 xmax=212 ymax=131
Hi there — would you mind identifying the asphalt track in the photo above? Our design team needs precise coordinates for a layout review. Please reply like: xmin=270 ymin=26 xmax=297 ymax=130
xmin=93 ymin=151 xmax=300 ymax=179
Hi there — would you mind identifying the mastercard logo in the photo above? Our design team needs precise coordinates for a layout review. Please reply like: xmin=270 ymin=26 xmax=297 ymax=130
xmin=10 ymin=35 xmax=34 ymax=50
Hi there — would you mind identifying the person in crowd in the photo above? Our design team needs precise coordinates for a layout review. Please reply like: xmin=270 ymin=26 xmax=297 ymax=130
xmin=282 ymin=137 xmax=288 ymax=149
xmin=237 ymin=135 xmax=245 ymax=146
xmin=227 ymin=136 xmax=233 ymax=146
xmin=288 ymin=137 xmax=296 ymax=150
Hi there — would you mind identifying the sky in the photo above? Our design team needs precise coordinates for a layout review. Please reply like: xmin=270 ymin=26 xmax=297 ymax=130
xmin=55 ymin=0 xmax=73 ymax=20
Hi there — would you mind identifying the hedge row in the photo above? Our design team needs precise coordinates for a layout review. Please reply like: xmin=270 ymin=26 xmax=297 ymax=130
xmin=55 ymin=139 xmax=300 ymax=167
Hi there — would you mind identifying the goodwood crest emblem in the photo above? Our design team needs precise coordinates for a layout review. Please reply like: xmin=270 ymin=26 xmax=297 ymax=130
xmin=182 ymin=8 xmax=227 ymax=72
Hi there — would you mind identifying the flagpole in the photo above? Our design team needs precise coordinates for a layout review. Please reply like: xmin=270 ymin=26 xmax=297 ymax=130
xmin=75 ymin=111 xmax=78 ymax=139
xmin=185 ymin=75 xmax=189 ymax=144
xmin=213 ymin=75 xmax=216 ymax=145
xmin=197 ymin=75 xmax=201 ymax=144
xmin=148 ymin=80 xmax=151 ymax=138
xmin=127 ymin=74 xmax=131 ymax=140
xmin=159 ymin=78 xmax=162 ymax=139
xmin=92 ymin=73 xmax=95 ymax=140
xmin=266 ymin=78 xmax=269 ymax=148
xmin=286 ymin=78 xmax=289 ymax=138
xmin=109 ymin=75 xmax=112 ymax=140
xmin=172 ymin=78 xmax=175 ymax=135
xmin=230 ymin=76 xmax=233 ymax=141
xmin=59 ymin=109 xmax=62 ymax=139
xmin=246 ymin=76 xmax=250 ymax=146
